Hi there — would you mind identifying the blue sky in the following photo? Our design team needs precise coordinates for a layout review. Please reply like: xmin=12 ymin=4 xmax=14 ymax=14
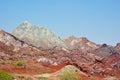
xmin=0 ymin=0 xmax=120 ymax=45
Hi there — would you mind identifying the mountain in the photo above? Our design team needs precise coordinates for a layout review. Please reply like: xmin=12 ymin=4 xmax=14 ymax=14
xmin=64 ymin=35 xmax=99 ymax=51
xmin=0 ymin=22 xmax=120 ymax=79
xmin=0 ymin=29 xmax=120 ymax=79
xmin=12 ymin=21 xmax=68 ymax=48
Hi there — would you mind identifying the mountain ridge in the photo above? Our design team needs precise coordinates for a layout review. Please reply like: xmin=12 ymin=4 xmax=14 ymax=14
xmin=0 ymin=22 xmax=120 ymax=80
xmin=12 ymin=21 xmax=68 ymax=48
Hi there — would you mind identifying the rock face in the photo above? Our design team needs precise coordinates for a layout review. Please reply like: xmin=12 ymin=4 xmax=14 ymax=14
xmin=12 ymin=21 xmax=67 ymax=48
xmin=0 ymin=29 xmax=27 ymax=47
xmin=0 ymin=29 xmax=43 ymax=60
xmin=102 ymin=53 xmax=120 ymax=68
xmin=115 ymin=43 xmax=120 ymax=54
xmin=64 ymin=35 xmax=99 ymax=51
xmin=93 ymin=44 xmax=116 ymax=57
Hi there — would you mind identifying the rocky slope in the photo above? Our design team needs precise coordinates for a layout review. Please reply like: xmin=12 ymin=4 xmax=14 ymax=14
xmin=0 ymin=29 xmax=43 ymax=60
xmin=92 ymin=44 xmax=116 ymax=57
xmin=115 ymin=43 xmax=120 ymax=54
xmin=0 ymin=24 xmax=120 ymax=80
xmin=64 ymin=35 xmax=99 ymax=51
xmin=12 ymin=21 xmax=67 ymax=48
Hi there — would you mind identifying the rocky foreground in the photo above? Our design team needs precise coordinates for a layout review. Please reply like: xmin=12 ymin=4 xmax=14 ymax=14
xmin=0 ymin=21 xmax=120 ymax=80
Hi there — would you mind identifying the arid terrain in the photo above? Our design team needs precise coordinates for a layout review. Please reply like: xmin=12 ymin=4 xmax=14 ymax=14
xmin=0 ymin=21 xmax=120 ymax=80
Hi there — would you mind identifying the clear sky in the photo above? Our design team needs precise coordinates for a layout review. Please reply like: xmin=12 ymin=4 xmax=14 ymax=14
xmin=0 ymin=0 xmax=120 ymax=46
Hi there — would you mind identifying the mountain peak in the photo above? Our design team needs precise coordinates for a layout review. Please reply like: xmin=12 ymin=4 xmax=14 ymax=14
xmin=23 ymin=20 xmax=31 ymax=24
xmin=12 ymin=22 xmax=68 ymax=48
xmin=24 ymin=20 xmax=29 ymax=23
xmin=69 ymin=35 xmax=77 ymax=39
xmin=64 ymin=36 xmax=98 ymax=51
xmin=22 ymin=20 xmax=32 ymax=27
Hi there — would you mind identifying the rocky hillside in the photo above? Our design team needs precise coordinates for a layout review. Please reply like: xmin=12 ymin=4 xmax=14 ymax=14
xmin=115 ymin=43 xmax=120 ymax=54
xmin=92 ymin=44 xmax=116 ymax=57
xmin=0 ymin=29 xmax=43 ymax=60
xmin=64 ymin=35 xmax=99 ymax=51
xmin=12 ymin=21 xmax=67 ymax=48
xmin=0 ymin=24 xmax=120 ymax=79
